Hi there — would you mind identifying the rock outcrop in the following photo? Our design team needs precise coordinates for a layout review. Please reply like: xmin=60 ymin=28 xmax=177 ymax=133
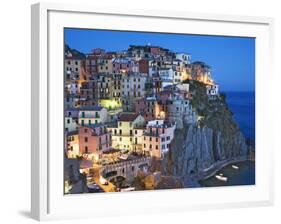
xmin=160 ymin=80 xmax=249 ymax=180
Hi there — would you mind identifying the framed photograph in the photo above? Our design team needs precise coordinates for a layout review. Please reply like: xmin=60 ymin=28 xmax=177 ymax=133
xmin=31 ymin=2 xmax=274 ymax=221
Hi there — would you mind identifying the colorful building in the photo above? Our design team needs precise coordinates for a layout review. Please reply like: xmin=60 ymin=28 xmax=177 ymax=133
xmin=175 ymin=53 xmax=191 ymax=64
xmin=79 ymin=124 xmax=112 ymax=161
xmin=66 ymin=130 xmax=80 ymax=158
xmin=109 ymin=112 xmax=146 ymax=151
xmin=78 ymin=106 xmax=108 ymax=125
xmin=167 ymin=94 xmax=197 ymax=128
xmin=121 ymin=73 xmax=147 ymax=111
xmin=65 ymin=116 xmax=78 ymax=133
xmin=206 ymin=84 xmax=219 ymax=99
xmin=143 ymin=120 xmax=176 ymax=159
xmin=112 ymin=58 xmax=138 ymax=74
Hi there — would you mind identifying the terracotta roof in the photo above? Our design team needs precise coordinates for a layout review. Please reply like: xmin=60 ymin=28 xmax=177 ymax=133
xmin=119 ymin=112 xmax=139 ymax=122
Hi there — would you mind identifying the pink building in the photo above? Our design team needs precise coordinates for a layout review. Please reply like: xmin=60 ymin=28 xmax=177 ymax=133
xmin=142 ymin=120 xmax=176 ymax=159
xmin=79 ymin=124 xmax=111 ymax=161
xmin=134 ymin=97 xmax=159 ymax=121
xmin=112 ymin=58 xmax=138 ymax=74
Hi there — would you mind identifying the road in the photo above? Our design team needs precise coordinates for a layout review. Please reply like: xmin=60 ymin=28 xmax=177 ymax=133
xmin=91 ymin=166 xmax=117 ymax=192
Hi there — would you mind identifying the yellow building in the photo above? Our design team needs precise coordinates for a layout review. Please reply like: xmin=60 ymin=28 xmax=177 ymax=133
xmin=66 ymin=131 xmax=80 ymax=158
xmin=110 ymin=113 xmax=146 ymax=151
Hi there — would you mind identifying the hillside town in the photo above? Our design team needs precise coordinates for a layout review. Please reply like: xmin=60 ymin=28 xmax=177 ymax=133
xmin=64 ymin=44 xmax=220 ymax=194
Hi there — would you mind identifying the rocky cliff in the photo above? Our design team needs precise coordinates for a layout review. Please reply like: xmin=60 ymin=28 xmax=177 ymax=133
xmin=161 ymin=80 xmax=248 ymax=181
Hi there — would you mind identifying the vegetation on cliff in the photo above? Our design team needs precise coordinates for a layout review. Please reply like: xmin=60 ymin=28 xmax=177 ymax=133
xmin=161 ymin=80 xmax=248 ymax=179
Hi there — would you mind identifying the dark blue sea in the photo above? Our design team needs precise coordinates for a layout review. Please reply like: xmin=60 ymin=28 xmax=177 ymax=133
xmin=199 ymin=161 xmax=255 ymax=187
xmin=224 ymin=91 xmax=255 ymax=143
xmin=199 ymin=92 xmax=255 ymax=187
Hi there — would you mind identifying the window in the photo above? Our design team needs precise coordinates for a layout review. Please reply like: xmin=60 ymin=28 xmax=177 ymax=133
xmin=85 ymin=137 xmax=88 ymax=142
xmin=84 ymin=128 xmax=88 ymax=133
xmin=161 ymin=137 xmax=165 ymax=142
xmin=120 ymin=137 xmax=122 ymax=141
xmin=149 ymin=144 xmax=152 ymax=149
xmin=143 ymin=144 xmax=146 ymax=148
xmin=67 ymin=61 xmax=70 ymax=65
xmin=119 ymin=129 xmax=122 ymax=135
xmin=156 ymin=145 xmax=158 ymax=150
xmin=156 ymin=137 xmax=158 ymax=142
xmin=67 ymin=119 xmax=70 ymax=124
xmin=85 ymin=146 xmax=88 ymax=153
xmin=119 ymin=122 xmax=122 ymax=126
xmin=132 ymin=166 xmax=134 ymax=172
xmin=75 ymin=61 xmax=78 ymax=65
xmin=149 ymin=137 xmax=152 ymax=141
xmin=82 ymin=111 xmax=85 ymax=118
xmin=81 ymin=120 xmax=84 ymax=126
xmin=130 ymin=130 xmax=133 ymax=136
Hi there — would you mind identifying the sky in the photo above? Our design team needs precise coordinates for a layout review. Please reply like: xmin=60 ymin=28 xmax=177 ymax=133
xmin=65 ymin=28 xmax=255 ymax=92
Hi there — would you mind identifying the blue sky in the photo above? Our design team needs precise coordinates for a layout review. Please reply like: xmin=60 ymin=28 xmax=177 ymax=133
xmin=65 ymin=28 xmax=255 ymax=92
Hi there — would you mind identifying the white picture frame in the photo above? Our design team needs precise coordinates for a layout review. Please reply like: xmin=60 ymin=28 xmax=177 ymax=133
xmin=31 ymin=2 xmax=274 ymax=221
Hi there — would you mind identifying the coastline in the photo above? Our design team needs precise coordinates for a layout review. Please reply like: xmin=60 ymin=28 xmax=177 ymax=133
xmin=184 ymin=156 xmax=253 ymax=187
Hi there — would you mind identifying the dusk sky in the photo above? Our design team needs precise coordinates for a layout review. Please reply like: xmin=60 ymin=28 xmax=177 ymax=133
xmin=65 ymin=28 xmax=255 ymax=92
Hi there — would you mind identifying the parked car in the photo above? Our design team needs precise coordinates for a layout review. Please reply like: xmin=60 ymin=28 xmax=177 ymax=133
xmin=120 ymin=187 xmax=135 ymax=192
xmin=87 ymin=183 xmax=99 ymax=190
xmin=99 ymin=176 xmax=108 ymax=185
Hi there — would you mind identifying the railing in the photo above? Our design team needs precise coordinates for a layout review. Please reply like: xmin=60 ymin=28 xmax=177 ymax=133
xmin=101 ymin=157 xmax=151 ymax=171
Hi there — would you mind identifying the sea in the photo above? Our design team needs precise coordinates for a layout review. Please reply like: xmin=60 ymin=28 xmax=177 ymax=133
xmin=225 ymin=91 xmax=255 ymax=143
xmin=200 ymin=91 xmax=256 ymax=187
